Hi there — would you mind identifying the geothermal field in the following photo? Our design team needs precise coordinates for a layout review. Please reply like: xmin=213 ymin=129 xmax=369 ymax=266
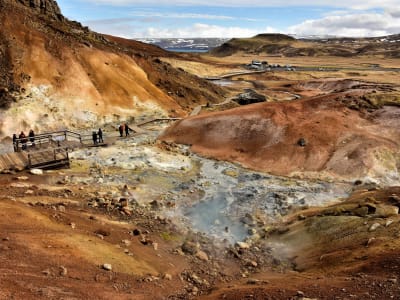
xmin=1 ymin=0 xmax=400 ymax=299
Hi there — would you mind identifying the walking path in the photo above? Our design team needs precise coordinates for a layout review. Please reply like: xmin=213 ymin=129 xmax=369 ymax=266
xmin=0 ymin=118 xmax=181 ymax=173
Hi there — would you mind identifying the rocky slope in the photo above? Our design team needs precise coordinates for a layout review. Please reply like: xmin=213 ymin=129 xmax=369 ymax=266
xmin=160 ymin=80 xmax=400 ymax=183
xmin=0 ymin=0 xmax=225 ymax=137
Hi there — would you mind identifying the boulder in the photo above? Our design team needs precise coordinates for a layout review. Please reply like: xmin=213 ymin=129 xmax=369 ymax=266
xmin=233 ymin=89 xmax=266 ymax=105
xmin=181 ymin=241 xmax=198 ymax=255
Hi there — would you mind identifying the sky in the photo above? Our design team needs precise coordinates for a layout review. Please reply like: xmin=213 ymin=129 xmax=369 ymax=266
xmin=56 ymin=0 xmax=400 ymax=38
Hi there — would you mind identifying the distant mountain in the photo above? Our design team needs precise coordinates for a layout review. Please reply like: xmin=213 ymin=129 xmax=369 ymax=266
xmin=211 ymin=33 xmax=400 ymax=57
xmin=138 ymin=38 xmax=229 ymax=52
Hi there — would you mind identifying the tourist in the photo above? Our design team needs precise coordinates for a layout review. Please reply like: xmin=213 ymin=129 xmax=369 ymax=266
xmin=92 ymin=131 xmax=98 ymax=145
xmin=12 ymin=133 xmax=17 ymax=152
xmin=98 ymin=128 xmax=103 ymax=143
xmin=28 ymin=129 xmax=35 ymax=147
xmin=19 ymin=131 xmax=27 ymax=150
xmin=119 ymin=124 xmax=124 ymax=137
xmin=124 ymin=123 xmax=130 ymax=137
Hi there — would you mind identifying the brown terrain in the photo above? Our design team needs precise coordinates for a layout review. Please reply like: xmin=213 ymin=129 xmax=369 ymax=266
xmin=0 ymin=0 xmax=226 ymax=136
xmin=1 ymin=0 xmax=400 ymax=299
xmin=161 ymin=78 xmax=400 ymax=182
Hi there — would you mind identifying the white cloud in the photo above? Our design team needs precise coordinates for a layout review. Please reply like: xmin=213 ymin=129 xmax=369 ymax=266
xmin=128 ymin=12 xmax=263 ymax=21
xmin=145 ymin=23 xmax=277 ymax=38
xmin=289 ymin=11 xmax=400 ymax=37
xmin=86 ymin=21 xmax=276 ymax=38
xmin=387 ymin=7 xmax=400 ymax=18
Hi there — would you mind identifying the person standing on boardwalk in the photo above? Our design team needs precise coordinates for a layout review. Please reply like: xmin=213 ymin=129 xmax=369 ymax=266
xmin=12 ymin=134 xmax=17 ymax=152
xmin=92 ymin=131 xmax=98 ymax=145
xmin=19 ymin=131 xmax=27 ymax=150
xmin=28 ymin=129 xmax=35 ymax=147
xmin=119 ymin=124 xmax=124 ymax=137
xmin=98 ymin=128 xmax=103 ymax=143
xmin=124 ymin=123 xmax=130 ymax=137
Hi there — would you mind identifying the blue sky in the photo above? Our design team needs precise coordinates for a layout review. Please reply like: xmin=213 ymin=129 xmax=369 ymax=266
xmin=57 ymin=0 xmax=400 ymax=38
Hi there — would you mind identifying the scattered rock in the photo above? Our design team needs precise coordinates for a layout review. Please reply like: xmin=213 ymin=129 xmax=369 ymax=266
xmin=385 ymin=219 xmax=394 ymax=227
xmin=121 ymin=239 xmax=131 ymax=246
xmin=102 ymin=264 xmax=112 ymax=271
xmin=132 ymin=228 xmax=141 ymax=236
xmin=297 ymin=138 xmax=307 ymax=147
xmin=30 ymin=169 xmax=44 ymax=175
xmin=70 ymin=223 xmax=76 ymax=229
xmin=296 ymin=290 xmax=305 ymax=297
xmin=369 ymin=223 xmax=380 ymax=232
xmin=58 ymin=205 xmax=66 ymax=212
xmin=59 ymin=266 xmax=67 ymax=276
xmin=248 ymin=260 xmax=258 ymax=267
xmin=247 ymin=278 xmax=261 ymax=285
xmin=298 ymin=214 xmax=306 ymax=220
xmin=16 ymin=176 xmax=29 ymax=181
xmin=366 ymin=237 xmax=375 ymax=247
xmin=94 ymin=229 xmax=110 ymax=236
xmin=153 ymin=242 xmax=158 ymax=251
xmin=236 ymin=242 xmax=250 ymax=249
xmin=163 ymin=273 xmax=172 ymax=280
xmin=195 ymin=250 xmax=209 ymax=261
xmin=388 ymin=278 xmax=397 ymax=284
xmin=181 ymin=241 xmax=198 ymax=255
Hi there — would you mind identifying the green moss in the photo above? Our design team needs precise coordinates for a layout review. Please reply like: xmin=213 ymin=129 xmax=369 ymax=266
xmin=160 ymin=231 xmax=180 ymax=242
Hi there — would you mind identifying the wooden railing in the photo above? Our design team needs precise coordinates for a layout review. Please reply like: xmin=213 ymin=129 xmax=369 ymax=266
xmin=13 ymin=130 xmax=102 ymax=152
xmin=12 ymin=119 xmax=180 ymax=152
xmin=27 ymin=147 xmax=70 ymax=169
xmin=136 ymin=118 xmax=181 ymax=127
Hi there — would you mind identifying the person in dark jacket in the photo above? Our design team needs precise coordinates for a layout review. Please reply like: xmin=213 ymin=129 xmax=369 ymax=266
xmin=12 ymin=133 xmax=17 ymax=152
xmin=19 ymin=131 xmax=27 ymax=150
xmin=124 ymin=123 xmax=130 ymax=137
xmin=98 ymin=128 xmax=103 ymax=143
xmin=119 ymin=124 xmax=124 ymax=137
xmin=92 ymin=131 xmax=98 ymax=145
xmin=28 ymin=129 xmax=35 ymax=147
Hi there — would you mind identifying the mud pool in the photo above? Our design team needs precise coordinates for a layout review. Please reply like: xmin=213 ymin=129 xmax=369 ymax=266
xmin=67 ymin=127 xmax=352 ymax=243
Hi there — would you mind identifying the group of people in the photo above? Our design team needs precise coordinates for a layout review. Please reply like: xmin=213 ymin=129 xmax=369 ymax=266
xmin=92 ymin=128 xmax=104 ymax=145
xmin=12 ymin=129 xmax=35 ymax=151
xmin=119 ymin=123 xmax=132 ymax=137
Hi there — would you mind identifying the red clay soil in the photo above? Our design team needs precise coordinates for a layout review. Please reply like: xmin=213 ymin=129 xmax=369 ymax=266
xmin=160 ymin=90 xmax=400 ymax=180
xmin=1 ymin=172 xmax=400 ymax=299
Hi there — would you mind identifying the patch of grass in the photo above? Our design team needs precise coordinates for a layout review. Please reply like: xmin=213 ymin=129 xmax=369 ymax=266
xmin=160 ymin=231 xmax=180 ymax=242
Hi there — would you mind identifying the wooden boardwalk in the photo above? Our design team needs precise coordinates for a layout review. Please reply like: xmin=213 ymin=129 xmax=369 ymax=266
xmin=1 ymin=118 xmax=181 ymax=173
xmin=0 ymin=148 xmax=69 ymax=172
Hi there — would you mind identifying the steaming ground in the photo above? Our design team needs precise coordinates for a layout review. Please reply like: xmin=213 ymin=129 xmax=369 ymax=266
xmin=68 ymin=124 xmax=351 ymax=244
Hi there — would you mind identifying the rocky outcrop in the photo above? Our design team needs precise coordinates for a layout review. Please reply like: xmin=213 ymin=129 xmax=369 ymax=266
xmin=17 ymin=0 xmax=63 ymax=19
xmin=233 ymin=89 xmax=266 ymax=105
